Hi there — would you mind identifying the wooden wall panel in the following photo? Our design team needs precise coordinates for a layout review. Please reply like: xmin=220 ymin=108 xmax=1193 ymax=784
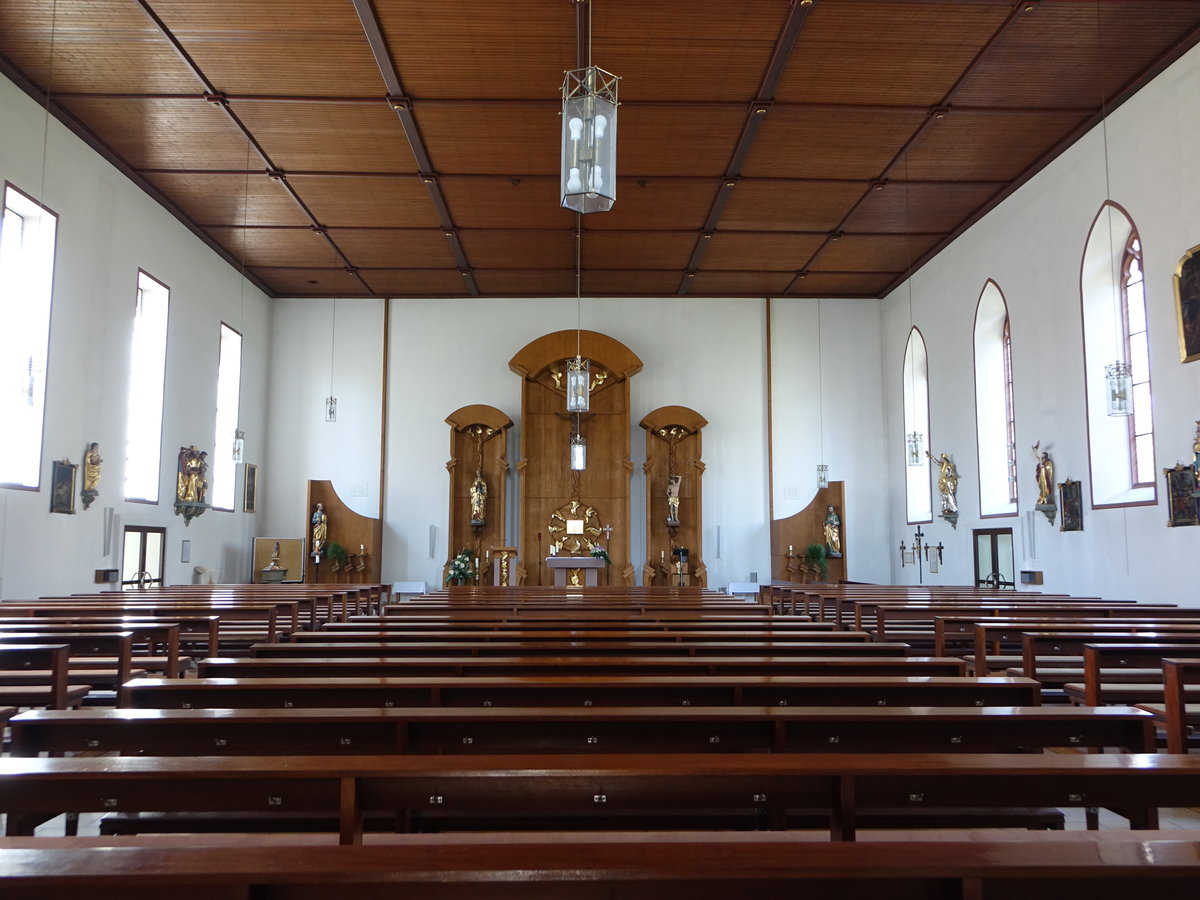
xmin=771 ymin=482 xmax=846 ymax=585
xmin=641 ymin=407 xmax=708 ymax=587
xmin=444 ymin=405 xmax=513 ymax=585
xmin=511 ymin=331 xmax=642 ymax=585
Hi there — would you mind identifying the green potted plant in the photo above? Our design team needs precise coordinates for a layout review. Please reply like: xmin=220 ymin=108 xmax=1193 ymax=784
xmin=805 ymin=542 xmax=828 ymax=582
xmin=324 ymin=541 xmax=348 ymax=568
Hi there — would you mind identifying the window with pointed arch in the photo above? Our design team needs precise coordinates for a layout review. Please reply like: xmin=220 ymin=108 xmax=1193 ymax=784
xmin=1121 ymin=234 xmax=1154 ymax=487
xmin=973 ymin=281 xmax=1018 ymax=517
xmin=1080 ymin=202 xmax=1156 ymax=507
xmin=903 ymin=327 xmax=932 ymax=523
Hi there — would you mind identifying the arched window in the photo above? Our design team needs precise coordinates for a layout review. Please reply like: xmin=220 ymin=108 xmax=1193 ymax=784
xmin=903 ymin=328 xmax=932 ymax=524
xmin=973 ymin=281 xmax=1017 ymax=517
xmin=1121 ymin=235 xmax=1154 ymax=487
xmin=1080 ymin=203 xmax=1156 ymax=507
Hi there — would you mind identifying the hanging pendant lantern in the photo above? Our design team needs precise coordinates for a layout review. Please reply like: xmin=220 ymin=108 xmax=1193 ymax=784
xmin=231 ymin=429 xmax=245 ymax=464
xmin=566 ymin=356 xmax=590 ymax=412
xmin=816 ymin=463 xmax=829 ymax=489
xmin=1104 ymin=361 xmax=1133 ymax=416
xmin=570 ymin=432 xmax=587 ymax=471
xmin=325 ymin=396 xmax=338 ymax=423
xmin=561 ymin=67 xmax=619 ymax=214
xmin=906 ymin=432 xmax=924 ymax=466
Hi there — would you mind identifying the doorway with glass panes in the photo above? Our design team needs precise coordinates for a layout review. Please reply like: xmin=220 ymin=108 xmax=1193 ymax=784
xmin=973 ymin=527 xmax=1015 ymax=589
xmin=121 ymin=525 xmax=165 ymax=590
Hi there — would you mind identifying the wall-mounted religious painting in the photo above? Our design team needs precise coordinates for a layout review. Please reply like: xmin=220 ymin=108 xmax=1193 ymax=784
xmin=1058 ymin=479 xmax=1083 ymax=532
xmin=1175 ymin=243 xmax=1200 ymax=363
xmin=50 ymin=459 xmax=76 ymax=514
xmin=243 ymin=463 xmax=258 ymax=513
xmin=1163 ymin=464 xmax=1199 ymax=527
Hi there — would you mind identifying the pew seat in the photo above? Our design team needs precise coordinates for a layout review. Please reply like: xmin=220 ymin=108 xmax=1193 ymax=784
xmin=9 ymin=832 xmax=1200 ymax=899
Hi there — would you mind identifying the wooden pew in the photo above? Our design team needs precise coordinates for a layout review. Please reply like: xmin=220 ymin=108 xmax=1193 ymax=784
xmin=946 ymin=618 xmax=1200 ymax=673
xmin=259 ymin=638 xmax=880 ymax=659
xmin=1018 ymin=632 xmax=1200 ymax=683
xmin=135 ymin=673 xmax=1026 ymax=709
xmin=9 ymin=603 xmax=283 ymax=650
xmin=1149 ymin=658 xmax=1200 ymax=753
xmin=246 ymin=646 xmax=916 ymax=667
xmin=6 ymin=833 xmax=1200 ymax=898
xmin=11 ymin=705 xmax=1144 ymax=759
xmin=0 ymin=646 xmax=91 ymax=710
xmin=0 ymin=622 xmax=182 ymax=677
xmin=864 ymin=603 xmax=1178 ymax=643
xmin=1078 ymin=644 xmax=1200 ymax=707
xmin=0 ymin=615 xmax=219 ymax=659
xmin=1 ymin=752 xmax=1195 ymax=841
xmin=0 ymin=634 xmax=133 ymax=705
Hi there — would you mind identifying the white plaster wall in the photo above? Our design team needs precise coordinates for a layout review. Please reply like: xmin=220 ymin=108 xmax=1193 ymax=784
xmin=261 ymin=298 xmax=385 ymax=555
xmin=0 ymin=75 xmax=271 ymax=599
xmin=770 ymin=298 xmax=890 ymax=584
xmin=880 ymin=42 xmax=1200 ymax=604
xmin=377 ymin=297 xmax=778 ymax=589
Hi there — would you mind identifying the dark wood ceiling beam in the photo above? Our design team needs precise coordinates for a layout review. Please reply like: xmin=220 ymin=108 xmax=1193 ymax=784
xmin=787 ymin=0 xmax=1051 ymax=295
xmin=0 ymin=50 xmax=279 ymax=299
xmin=351 ymin=0 xmax=475 ymax=295
xmin=677 ymin=0 xmax=816 ymax=295
xmin=133 ymin=1 xmax=367 ymax=290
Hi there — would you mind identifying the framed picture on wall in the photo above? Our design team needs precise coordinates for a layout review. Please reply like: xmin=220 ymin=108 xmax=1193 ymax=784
xmin=243 ymin=464 xmax=258 ymax=513
xmin=1058 ymin=479 xmax=1083 ymax=532
xmin=1163 ymin=464 xmax=1199 ymax=527
xmin=1175 ymin=243 xmax=1200 ymax=363
xmin=50 ymin=459 xmax=77 ymax=514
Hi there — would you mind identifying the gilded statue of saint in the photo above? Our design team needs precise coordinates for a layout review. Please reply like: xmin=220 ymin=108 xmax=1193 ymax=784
xmin=823 ymin=505 xmax=842 ymax=557
xmin=1032 ymin=442 xmax=1054 ymax=506
xmin=81 ymin=442 xmax=102 ymax=509
xmin=176 ymin=446 xmax=208 ymax=504
xmin=469 ymin=470 xmax=487 ymax=526
xmin=926 ymin=451 xmax=958 ymax=514
xmin=311 ymin=503 xmax=328 ymax=555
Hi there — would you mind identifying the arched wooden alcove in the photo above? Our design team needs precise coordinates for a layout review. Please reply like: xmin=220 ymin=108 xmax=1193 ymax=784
xmin=444 ymin=405 xmax=513 ymax=583
xmin=640 ymin=406 xmax=708 ymax=587
xmin=509 ymin=330 xmax=642 ymax=585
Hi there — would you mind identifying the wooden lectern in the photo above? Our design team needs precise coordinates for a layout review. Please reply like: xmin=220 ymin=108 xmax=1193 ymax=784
xmin=490 ymin=547 xmax=518 ymax=586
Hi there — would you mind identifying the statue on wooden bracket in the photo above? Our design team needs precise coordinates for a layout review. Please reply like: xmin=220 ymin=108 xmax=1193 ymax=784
xmin=926 ymin=450 xmax=959 ymax=529
xmin=823 ymin=505 xmax=842 ymax=557
xmin=81 ymin=442 xmax=103 ymax=510
xmin=311 ymin=503 xmax=328 ymax=558
xmin=469 ymin=470 xmax=487 ymax=526
xmin=1032 ymin=441 xmax=1057 ymax=524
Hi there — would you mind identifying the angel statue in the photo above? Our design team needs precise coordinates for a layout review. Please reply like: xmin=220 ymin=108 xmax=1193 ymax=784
xmin=926 ymin=451 xmax=958 ymax=514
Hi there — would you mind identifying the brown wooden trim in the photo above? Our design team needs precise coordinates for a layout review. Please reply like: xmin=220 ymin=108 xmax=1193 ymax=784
xmin=378 ymin=299 xmax=391 ymax=524
xmin=766 ymin=297 xmax=775 ymax=522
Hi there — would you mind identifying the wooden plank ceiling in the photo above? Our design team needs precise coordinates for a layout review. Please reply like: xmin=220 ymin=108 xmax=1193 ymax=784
xmin=2 ymin=0 xmax=1198 ymax=300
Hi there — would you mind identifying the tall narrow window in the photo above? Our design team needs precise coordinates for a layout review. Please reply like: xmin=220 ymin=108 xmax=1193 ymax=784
xmin=973 ymin=281 xmax=1017 ymax=517
xmin=124 ymin=271 xmax=170 ymax=502
xmin=903 ymin=328 xmax=932 ymax=524
xmin=1080 ymin=202 xmax=1155 ymax=507
xmin=1122 ymin=236 xmax=1154 ymax=487
xmin=0 ymin=185 xmax=58 ymax=488
xmin=211 ymin=323 xmax=242 ymax=511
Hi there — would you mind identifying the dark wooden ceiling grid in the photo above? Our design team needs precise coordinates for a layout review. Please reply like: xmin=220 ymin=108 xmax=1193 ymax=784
xmin=1 ymin=0 xmax=1198 ymax=299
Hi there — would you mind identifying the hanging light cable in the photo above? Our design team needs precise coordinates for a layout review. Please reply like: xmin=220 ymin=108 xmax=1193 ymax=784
xmin=568 ymin=216 xmax=587 ymax=469
xmin=816 ymin=299 xmax=829 ymax=488
xmin=1096 ymin=3 xmax=1132 ymax=416
xmin=902 ymin=151 xmax=924 ymax=465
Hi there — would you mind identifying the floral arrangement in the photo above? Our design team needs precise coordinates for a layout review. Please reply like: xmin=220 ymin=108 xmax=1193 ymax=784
xmin=445 ymin=548 xmax=475 ymax=584
xmin=590 ymin=544 xmax=612 ymax=564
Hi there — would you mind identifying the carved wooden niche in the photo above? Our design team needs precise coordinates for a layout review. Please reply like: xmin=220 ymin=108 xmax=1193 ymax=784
xmin=305 ymin=479 xmax=382 ymax=584
xmin=445 ymin=405 xmax=513 ymax=582
xmin=509 ymin=330 xmax=642 ymax=586
xmin=640 ymin=406 xmax=708 ymax=587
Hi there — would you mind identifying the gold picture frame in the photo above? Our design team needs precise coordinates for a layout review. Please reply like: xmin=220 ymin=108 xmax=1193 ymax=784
xmin=1174 ymin=243 xmax=1200 ymax=363
xmin=243 ymin=463 xmax=258 ymax=513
